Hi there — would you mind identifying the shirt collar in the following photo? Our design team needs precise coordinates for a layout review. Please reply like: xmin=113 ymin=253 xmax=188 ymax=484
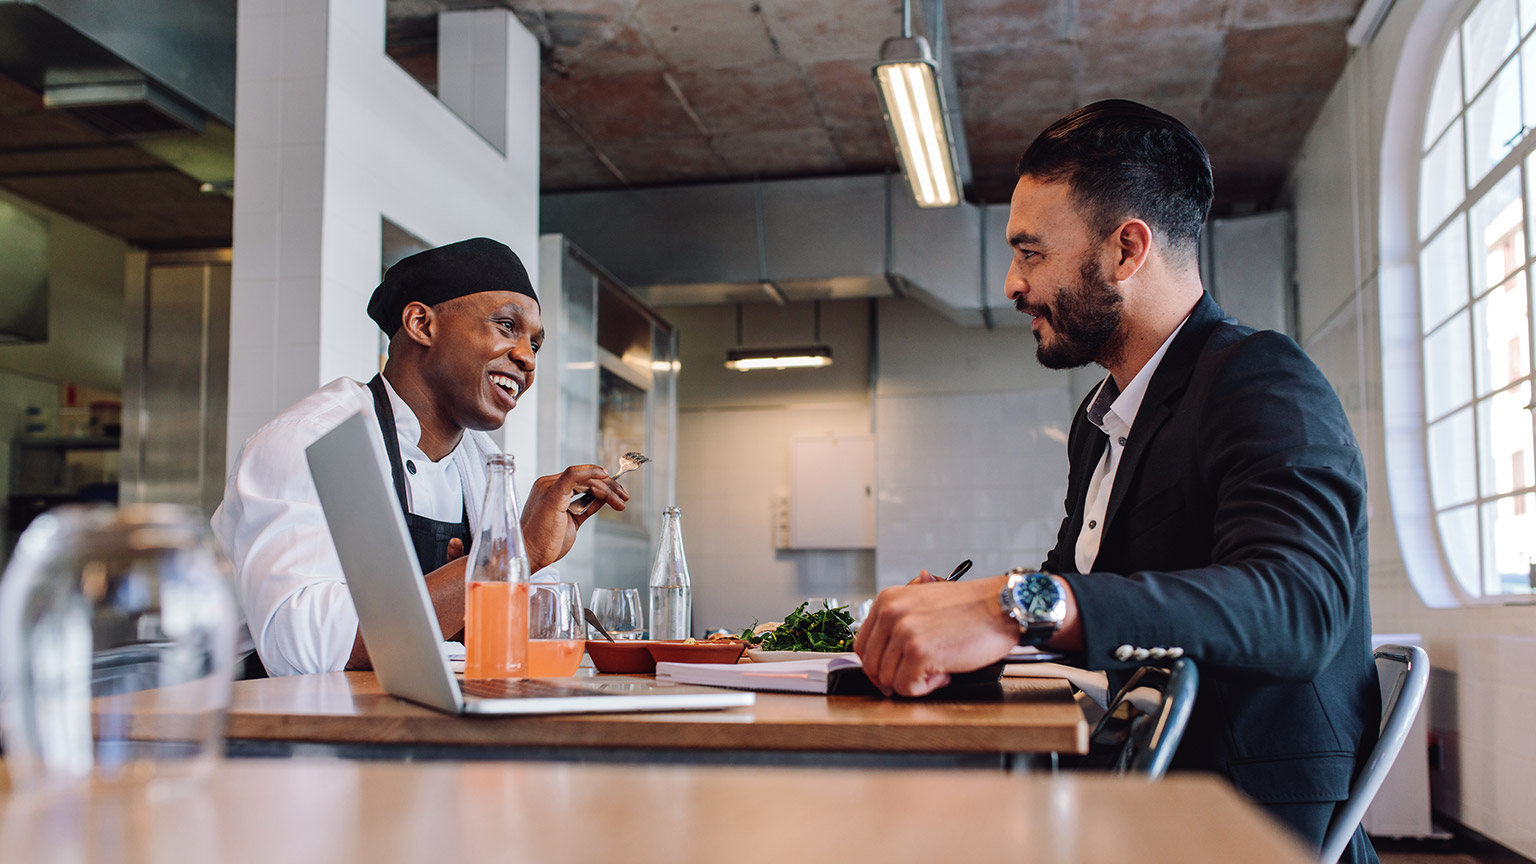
xmin=1086 ymin=312 xmax=1192 ymax=438
xmin=381 ymin=377 xmax=458 ymax=465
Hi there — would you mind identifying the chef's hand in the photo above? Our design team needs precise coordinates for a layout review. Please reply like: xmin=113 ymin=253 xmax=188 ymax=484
xmin=855 ymin=574 xmax=1018 ymax=697
xmin=521 ymin=465 xmax=629 ymax=571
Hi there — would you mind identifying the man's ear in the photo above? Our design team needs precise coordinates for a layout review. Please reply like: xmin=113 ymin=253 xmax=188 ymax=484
xmin=398 ymin=301 xmax=436 ymax=348
xmin=1108 ymin=219 xmax=1153 ymax=282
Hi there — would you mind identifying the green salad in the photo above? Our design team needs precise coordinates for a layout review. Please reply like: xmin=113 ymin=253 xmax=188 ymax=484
xmin=740 ymin=601 xmax=856 ymax=652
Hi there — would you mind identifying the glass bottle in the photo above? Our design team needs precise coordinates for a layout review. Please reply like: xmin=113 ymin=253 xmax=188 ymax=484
xmin=463 ymin=454 xmax=530 ymax=679
xmin=648 ymin=506 xmax=691 ymax=640
xmin=0 ymin=504 xmax=238 ymax=793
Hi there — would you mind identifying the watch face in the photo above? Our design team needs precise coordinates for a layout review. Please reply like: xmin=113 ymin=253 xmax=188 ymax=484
xmin=1015 ymin=574 xmax=1064 ymax=621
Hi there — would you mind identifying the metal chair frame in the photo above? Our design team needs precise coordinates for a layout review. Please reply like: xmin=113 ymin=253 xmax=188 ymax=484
xmin=1088 ymin=657 xmax=1199 ymax=780
xmin=1317 ymin=643 xmax=1430 ymax=864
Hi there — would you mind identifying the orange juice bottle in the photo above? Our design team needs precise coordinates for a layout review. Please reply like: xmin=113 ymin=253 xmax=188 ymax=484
xmin=463 ymin=454 xmax=530 ymax=679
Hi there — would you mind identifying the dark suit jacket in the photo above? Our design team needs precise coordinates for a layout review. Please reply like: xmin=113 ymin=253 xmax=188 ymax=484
xmin=1047 ymin=293 xmax=1380 ymax=807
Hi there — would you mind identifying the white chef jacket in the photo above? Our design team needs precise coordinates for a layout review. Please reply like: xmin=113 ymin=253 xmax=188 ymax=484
xmin=211 ymin=377 xmax=498 ymax=677
xmin=1074 ymin=315 xmax=1189 ymax=574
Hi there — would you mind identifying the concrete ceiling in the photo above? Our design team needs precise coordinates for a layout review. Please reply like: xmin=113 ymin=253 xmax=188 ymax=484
xmin=0 ymin=0 xmax=1362 ymax=250
xmin=391 ymin=0 xmax=1366 ymax=213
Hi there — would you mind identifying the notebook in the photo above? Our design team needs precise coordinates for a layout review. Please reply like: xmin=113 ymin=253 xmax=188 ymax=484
xmin=656 ymin=654 xmax=1009 ymax=696
xmin=305 ymin=410 xmax=755 ymax=716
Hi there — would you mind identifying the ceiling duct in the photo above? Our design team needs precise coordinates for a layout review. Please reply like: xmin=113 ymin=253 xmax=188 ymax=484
xmin=43 ymin=67 xmax=205 ymax=138
xmin=0 ymin=1 xmax=234 ymax=127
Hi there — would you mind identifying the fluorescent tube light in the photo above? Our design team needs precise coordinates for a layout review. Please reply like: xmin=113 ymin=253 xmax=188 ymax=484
xmin=873 ymin=36 xmax=960 ymax=208
xmin=724 ymin=346 xmax=834 ymax=372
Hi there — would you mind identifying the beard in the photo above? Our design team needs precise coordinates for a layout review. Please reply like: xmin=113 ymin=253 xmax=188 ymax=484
xmin=1016 ymin=253 xmax=1125 ymax=370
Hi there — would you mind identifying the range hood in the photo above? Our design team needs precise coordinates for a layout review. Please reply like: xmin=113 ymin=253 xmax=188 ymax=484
xmin=0 ymin=0 xmax=235 ymax=131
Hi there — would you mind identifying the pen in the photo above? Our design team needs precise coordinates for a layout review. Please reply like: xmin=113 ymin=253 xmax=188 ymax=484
xmin=945 ymin=559 xmax=973 ymax=581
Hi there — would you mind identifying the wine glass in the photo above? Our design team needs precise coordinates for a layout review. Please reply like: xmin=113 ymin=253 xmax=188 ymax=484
xmin=590 ymin=587 xmax=644 ymax=640
xmin=528 ymin=582 xmax=584 ymax=677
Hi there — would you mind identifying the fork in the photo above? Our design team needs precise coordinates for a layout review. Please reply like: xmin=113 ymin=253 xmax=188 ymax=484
xmin=568 ymin=451 xmax=650 ymax=515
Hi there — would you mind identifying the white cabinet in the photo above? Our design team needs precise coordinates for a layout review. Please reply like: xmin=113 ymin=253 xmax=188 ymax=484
xmin=788 ymin=435 xmax=874 ymax=549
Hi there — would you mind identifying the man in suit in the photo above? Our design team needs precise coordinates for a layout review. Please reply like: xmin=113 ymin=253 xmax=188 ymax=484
xmin=855 ymin=100 xmax=1380 ymax=863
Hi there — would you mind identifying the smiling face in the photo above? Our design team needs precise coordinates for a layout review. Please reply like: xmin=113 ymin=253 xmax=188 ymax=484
xmin=418 ymin=291 xmax=544 ymax=432
xmin=1004 ymin=175 xmax=1126 ymax=370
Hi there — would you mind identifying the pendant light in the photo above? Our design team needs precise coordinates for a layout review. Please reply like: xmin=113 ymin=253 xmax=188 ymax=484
xmin=724 ymin=301 xmax=834 ymax=372
xmin=872 ymin=0 xmax=961 ymax=208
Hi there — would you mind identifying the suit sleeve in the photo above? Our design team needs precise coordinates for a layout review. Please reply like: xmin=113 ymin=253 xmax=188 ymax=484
xmin=1059 ymin=333 xmax=1367 ymax=682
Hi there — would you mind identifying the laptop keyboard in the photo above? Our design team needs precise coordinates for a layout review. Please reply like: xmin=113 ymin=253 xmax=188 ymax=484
xmin=460 ymin=678 xmax=602 ymax=699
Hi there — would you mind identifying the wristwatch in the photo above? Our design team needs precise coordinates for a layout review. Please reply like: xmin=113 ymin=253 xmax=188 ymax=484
xmin=998 ymin=568 xmax=1066 ymax=647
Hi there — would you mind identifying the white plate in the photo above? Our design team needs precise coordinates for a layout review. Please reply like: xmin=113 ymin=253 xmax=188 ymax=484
xmin=745 ymin=649 xmax=855 ymax=663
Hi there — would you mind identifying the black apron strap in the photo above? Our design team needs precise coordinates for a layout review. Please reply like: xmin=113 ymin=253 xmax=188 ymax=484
xmin=365 ymin=375 xmax=473 ymax=573
xmin=366 ymin=374 xmax=413 ymax=515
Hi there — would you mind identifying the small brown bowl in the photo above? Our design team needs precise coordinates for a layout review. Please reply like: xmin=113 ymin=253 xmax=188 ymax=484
xmin=647 ymin=640 xmax=748 ymax=665
xmin=585 ymin=640 xmax=660 ymax=674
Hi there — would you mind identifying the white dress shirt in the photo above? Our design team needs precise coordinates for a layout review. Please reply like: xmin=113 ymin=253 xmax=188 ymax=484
xmin=211 ymin=377 xmax=498 ymax=676
xmin=1074 ymin=316 xmax=1190 ymax=573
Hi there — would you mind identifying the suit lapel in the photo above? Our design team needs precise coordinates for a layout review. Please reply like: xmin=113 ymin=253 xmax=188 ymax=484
xmin=1101 ymin=293 xmax=1228 ymax=534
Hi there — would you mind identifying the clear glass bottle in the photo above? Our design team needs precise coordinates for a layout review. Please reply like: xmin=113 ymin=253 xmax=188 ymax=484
xmin=648 ymin=506 xmax=691 ymax=640
xmin=463 ymin=454 xmax=530 ymax=679
xmin=0 ymin=504 xmax=238 ymax=793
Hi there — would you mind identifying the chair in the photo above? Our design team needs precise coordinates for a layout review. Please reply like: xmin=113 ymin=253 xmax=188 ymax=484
xmin=1317 ymin=644 xmax=1430 ymax=864
xmin=1088 ymin=657 xmax=1199 ymax=779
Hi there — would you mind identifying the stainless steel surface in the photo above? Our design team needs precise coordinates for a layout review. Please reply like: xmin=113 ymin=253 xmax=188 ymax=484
xmin=0 ymin=0 xmax=236 ymax=125
xmin=0 ymin=198 xmax=48 ymax=343
xmin=121 ymin=250 xmax=230 ymax=517
xmin=542 ymin=175 xmax=1025 ymax=327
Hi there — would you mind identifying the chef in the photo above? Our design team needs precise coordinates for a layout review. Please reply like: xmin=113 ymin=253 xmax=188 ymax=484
xmin=212 ymin=238 xmax=627 ymax=676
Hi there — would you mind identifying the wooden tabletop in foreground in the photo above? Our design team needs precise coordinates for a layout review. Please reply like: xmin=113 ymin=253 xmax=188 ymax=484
xmin=192 ymin=671 xmax=1088 ymax=755
xmin=0 ymin=759 xmax=1312 ymax=864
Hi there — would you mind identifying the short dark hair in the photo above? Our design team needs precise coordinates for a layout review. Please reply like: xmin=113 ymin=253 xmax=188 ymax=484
xmin=1016 ymin=100 xmax=1213 ymax=263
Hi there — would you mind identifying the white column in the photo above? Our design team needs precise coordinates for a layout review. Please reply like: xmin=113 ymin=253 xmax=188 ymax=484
xmin=229 ymin=0 xmax=541 ymax=488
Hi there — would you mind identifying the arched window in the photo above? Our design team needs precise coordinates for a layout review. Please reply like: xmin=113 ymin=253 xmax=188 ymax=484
xmin=1416 ymin=0 xmax=1536 ymax=598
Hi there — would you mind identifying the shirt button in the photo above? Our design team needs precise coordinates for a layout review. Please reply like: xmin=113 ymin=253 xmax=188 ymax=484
xmin=1118 ymin=437 xmax=1127 ymax=446
xmin=1088 ymin=519 xmax=1097 ymax=529
xmin=1132 ymin=648 xmax=1151 ymax=661
xmin=1167 ymin=647 xmax=1184 ymax=659
xmin=1114 ymin=644 xmax=1135 ymax=661
xmin=406 ymin=460 xmax=417 ymax=475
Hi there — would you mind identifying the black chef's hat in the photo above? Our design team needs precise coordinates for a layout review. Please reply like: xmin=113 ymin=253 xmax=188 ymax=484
xmin=367 ymin=237 xmax=538 ymax=337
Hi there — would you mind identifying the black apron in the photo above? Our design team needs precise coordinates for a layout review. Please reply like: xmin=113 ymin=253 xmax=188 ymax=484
xmin=366 ymin=375 xmax=473 ymax=574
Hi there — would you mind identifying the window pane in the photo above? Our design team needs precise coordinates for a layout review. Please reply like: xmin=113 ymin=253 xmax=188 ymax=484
xmin=1427 ymin=35 xmax=1465 ymax=150
xmin=1526 ymin=0 xmax=1536 ymax=34
xmin=1428 ymin=408 xmax=1479 ymax=507
xmin=1474 ymin=272 xmax=1531 ymax=393
xmin=1477 ymin=380 xmax=1535 ymax=496
xmin=1421 ymin=215 xmax=1470 ymax=332
xmin=1438 ymin=504 xmax=1482 ymax=594
xmin=1425 ymin=310 xmax=1474 ymax=418
xmin=1467 ymin=56 xmax=1524 ymax=185
xmin=1470 ymin=169 xmax=1525 ymax=291
xmin=1481 ymin=495 xmax=1536 ymax=593
xmin=1464 ymin=0 xmax=1520 ymax=97
xmin=1421 ymin=119 xmax=1466 ymax=239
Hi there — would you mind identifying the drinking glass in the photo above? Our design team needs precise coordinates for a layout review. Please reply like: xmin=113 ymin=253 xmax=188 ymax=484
xmin=0 ymin=504 xmax=239 ymax=794
xmin=528 ymin=582 xmax=584 ymax=677
xmin=590 ymin=587 xmax=644 ymax=640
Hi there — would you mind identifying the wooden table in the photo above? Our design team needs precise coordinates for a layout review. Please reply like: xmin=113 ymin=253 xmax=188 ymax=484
xmin=120 ymin=671 xmax=1088 ymax=768
xmin=0 ymin=759 xmax=1313 ymax=864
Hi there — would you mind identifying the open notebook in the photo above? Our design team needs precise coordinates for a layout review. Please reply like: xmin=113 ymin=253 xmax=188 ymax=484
xmin=656 ymin=654 xmax=1025 ymax=696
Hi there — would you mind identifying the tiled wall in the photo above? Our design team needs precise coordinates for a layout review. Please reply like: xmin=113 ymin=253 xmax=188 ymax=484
xmin=874 ymin=389 xmax=1070 ymax=589
xmin=1290 ymin=0 xmax=1536 ymax=856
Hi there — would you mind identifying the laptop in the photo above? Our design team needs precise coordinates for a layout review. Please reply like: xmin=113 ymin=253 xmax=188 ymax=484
xmin=304 ymin=411 xmax=755 ymax=716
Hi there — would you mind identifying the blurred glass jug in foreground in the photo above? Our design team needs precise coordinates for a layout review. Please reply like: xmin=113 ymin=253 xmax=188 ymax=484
xmin=0 ymin=504 xmax=238 ymax=793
